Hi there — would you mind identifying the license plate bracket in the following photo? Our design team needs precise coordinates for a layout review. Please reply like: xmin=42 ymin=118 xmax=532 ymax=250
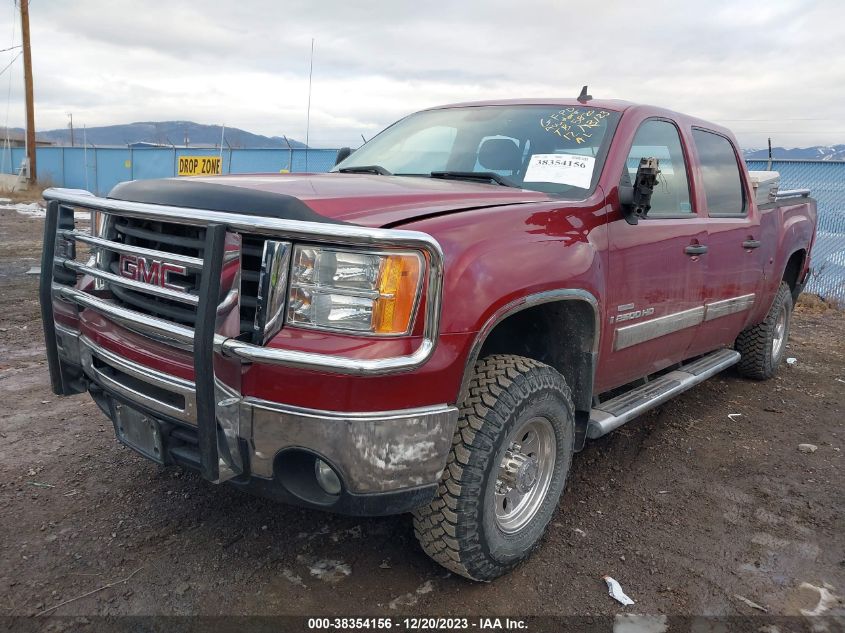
xmin=113 ymin=402 xmax=165 ymax=464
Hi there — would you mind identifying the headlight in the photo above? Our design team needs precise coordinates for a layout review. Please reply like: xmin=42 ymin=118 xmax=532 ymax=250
xmin=287 ymin=245 xmax=423 ymax=335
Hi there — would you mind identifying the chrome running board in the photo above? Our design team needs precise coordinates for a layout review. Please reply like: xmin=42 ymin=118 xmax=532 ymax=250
xmin=587 ymin=348 xmax=740 ymax=439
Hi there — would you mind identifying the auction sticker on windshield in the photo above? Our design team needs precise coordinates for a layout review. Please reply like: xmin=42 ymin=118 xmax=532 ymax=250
xmin=524 ymin=154 xmax=595 ymax=189
xmin=178 ymin=156 xmax=222 ymax=176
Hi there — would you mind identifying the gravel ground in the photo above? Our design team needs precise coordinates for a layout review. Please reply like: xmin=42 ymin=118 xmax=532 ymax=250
xmin=0 ymin=205 xmax=843 ymax=625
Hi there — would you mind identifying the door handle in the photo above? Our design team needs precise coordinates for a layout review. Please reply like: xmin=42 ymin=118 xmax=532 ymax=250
xmin=684 ymin=244 xmax=708 ymax=256
xmin=742 ymin=239 xmax=761 ymax=249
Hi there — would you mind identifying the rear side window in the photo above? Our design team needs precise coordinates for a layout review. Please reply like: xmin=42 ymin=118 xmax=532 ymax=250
xmin=625 ymin=120 xmax=692 ymax=216
xmin=692 ymin=129 xmax=746 ymax=216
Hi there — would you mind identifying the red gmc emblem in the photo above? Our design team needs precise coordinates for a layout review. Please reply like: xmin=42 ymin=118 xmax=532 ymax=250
xmin=118 ymin=254 xmax=187 ymax=291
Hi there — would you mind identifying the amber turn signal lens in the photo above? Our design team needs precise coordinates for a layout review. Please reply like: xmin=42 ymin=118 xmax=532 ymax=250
xmin=373 ymin=253 xmax=422 ymax=334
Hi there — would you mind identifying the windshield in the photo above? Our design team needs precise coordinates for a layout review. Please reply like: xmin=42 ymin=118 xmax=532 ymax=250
xmin=333 ymin=105 xmax=620 ymax=196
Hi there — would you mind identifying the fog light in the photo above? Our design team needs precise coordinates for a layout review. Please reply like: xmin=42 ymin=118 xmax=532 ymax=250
xmin=314 ymin=458 xmax=342 ymax=496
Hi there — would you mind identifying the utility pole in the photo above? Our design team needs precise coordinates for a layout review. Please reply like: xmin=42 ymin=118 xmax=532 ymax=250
xmin=68 ymin=112 xmax=74 ymax=146
xmin=21 ymin=0 xmax=36 ymax=183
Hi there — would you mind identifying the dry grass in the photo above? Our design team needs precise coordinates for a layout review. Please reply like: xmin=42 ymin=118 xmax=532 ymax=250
xmin=796 ymin=292 xmax=843 ymax=313
xmin=0 ymin=179 xmax=51 ymax=203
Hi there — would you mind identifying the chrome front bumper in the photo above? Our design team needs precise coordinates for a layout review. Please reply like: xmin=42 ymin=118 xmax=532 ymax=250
xmin=247 ymin=399 xmax=457 ymax=492
xmin=61 ymin=329 xmax=457 ymax=495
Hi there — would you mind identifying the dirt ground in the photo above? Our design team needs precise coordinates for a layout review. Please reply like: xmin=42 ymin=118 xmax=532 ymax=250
xmin=0 ymin=204 xmax=843 ymax=624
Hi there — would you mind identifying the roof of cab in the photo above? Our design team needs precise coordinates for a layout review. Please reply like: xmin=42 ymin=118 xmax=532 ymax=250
xmin=423 ymin=98 xmax=735 ymax=139
xmin=426 ymin=98 xmax=636 ymax=112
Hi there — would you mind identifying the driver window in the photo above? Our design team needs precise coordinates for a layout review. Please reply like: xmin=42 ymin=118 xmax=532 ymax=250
xmin=390 ymin=125 xmax=457 ymax=174
xmin=626 ymin=120 xmax=693 ymax=216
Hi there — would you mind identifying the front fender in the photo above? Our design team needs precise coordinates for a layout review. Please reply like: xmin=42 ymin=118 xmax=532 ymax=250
xmin=401 ymin=196 xmax=609 ymax=407
xmin=403 ymin=197 xmax=609 ymax=336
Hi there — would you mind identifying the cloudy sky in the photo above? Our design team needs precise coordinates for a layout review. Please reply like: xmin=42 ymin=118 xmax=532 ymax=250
xmin=1 ymin=0 xmax=843 ymax=149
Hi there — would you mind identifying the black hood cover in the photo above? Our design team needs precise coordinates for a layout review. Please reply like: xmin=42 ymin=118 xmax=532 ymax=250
xmin=108 ymin=178 xmax=344 ymax=224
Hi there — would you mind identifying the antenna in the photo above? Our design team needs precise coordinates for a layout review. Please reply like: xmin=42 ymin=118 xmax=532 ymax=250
xmin=305 ymin=37 xmax=314 ymax=171
xmin=282 ymin=135 xmax=292 ymax=172
xmin=577 ymin=85 xmax=592 ymax=103
xmin=219 ymin=123 xmax=225 ymax=167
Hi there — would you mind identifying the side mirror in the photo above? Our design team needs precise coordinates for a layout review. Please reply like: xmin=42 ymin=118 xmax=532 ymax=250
xmin=335 ymin=147 xmax=353 ymax=165
xmin=618 ymin=157 xmax=660 ymax=225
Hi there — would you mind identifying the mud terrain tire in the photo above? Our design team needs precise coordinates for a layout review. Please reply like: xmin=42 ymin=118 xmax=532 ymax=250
xmin=413 ymin=354 xmax=574 ymax=581
xmin=735 ymin=282 xmax=793 ymax=380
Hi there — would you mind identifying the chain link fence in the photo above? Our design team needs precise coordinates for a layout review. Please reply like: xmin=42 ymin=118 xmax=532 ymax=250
xmin=0 ymin=146 xmax=339 ymax=196
xmin=747 ymin=160 xmax=845 ymax=303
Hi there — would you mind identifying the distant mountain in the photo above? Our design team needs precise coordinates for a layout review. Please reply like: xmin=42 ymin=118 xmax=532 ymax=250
xmin=743 ymin=145 xmax=845 ymax=161
xmin=11 ymin=123 xmax=845 ymax=159
xmin=28 ymin=121 xmax=306 ymax=149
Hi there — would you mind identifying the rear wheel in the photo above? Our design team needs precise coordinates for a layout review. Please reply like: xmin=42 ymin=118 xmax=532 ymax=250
xmin=735 ymin=282 xmax=793 ymax=380
xmin=412 ymin=354 xmax=574 ymax=581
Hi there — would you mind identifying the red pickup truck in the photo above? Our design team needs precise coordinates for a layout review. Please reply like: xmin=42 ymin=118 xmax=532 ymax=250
xmin=39 ymin=97 xmax=817 ymax=581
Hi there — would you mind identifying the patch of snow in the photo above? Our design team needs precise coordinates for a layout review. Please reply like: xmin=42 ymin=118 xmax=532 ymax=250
xmin=298 ymin=556 xmax=351 ymax=583
xmin=330 ymin=524 xmax=363 ymax=542
xmin=281 ymin=568 xmax=307 ymax=588
xmin=388 ymin=580 xmax=435 ymax=610
xmin=799 ymin=582 xmax=839 ymax=617
xmin=296 ymin=525 xmax=331 ymax=541
xmin=0 ymin=200 xmax=88 ymax=220
xmin=3 ymin=202 xmax=44 ymax=217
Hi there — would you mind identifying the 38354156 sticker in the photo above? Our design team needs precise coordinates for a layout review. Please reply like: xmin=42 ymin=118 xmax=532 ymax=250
xmin=523 ymin=154 xmax=596 ymax=189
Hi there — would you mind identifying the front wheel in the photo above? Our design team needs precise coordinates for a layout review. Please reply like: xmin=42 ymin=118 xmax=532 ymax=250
xmin=412 ymin=354 xmax=574 ymax=581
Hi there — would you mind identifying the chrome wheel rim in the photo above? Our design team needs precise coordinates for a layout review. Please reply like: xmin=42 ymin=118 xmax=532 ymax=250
xmin=494 ymin=417 xmax=556 ymax=534
xmin=772 ymin=307 xmax=788 ymax=360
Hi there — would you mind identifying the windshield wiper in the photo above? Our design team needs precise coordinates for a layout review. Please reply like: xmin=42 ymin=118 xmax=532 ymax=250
xmin=337 ymin=165 xmax=392 ymax=175
xmin=429 ymin=171 xmax=518 ymax=188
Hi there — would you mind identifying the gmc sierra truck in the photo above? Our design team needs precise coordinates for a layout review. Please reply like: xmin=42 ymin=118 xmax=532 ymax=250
xmin=39 ymin=97 xmax=817 ymax=581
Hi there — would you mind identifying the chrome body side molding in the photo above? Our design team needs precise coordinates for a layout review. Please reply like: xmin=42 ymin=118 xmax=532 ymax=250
xmin=613 ymin=294 xmax=757 ymax=351
xmin=704 ymin=294 xmax=756 ymax=322
xmin=614 ymin=306 xmax=705 ymax=351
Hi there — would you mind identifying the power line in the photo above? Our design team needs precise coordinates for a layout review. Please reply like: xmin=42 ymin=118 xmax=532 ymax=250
xmin=1 ymin=0 xmax=18 ymax=176
xmin=0 ymin=49 xmax=20 ymax=78
xmin=0 ymin=44 xmax=21 ymax=53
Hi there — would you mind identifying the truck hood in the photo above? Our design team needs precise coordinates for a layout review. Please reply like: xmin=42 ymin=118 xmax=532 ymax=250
xmin=108 ymin=173 xmax=551 ymax=228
